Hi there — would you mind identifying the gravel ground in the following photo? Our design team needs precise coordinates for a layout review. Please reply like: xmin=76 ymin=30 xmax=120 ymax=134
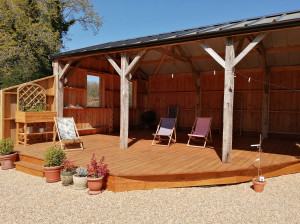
xmin=0 ymin=169 xmax=299 ymax=224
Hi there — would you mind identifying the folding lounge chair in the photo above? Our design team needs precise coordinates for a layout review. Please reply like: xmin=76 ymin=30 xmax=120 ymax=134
xmin=54 ymin=117 xmax=84 ymax=151
xmin=168 ymin=106 xmax=178 ymax=118
xmin=152 ymin=118 xmax=177 ymax=147
xmin=187 ymin=117 xmax=212 ymax=148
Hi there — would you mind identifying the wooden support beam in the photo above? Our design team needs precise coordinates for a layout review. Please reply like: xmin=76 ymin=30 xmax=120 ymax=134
xmin=64 ymin=60 xmax=84 ymax=85
xmin=59 ymin=59 xmax=73 ymax=81
xmin=222 ymin=37 xmax=235 ymax=163
xmin=106 ymin=50 xmax=145 ymax=78
xmin=141 ymin=44 xmax=300 ymax=65
xmin=247 ymin=35 xmax=264 ymax=55
xmin=120 ymin=52 xmax=130 ymax=149
xmin=233 ymin=32 xmax=267 ymax=67
xmin=199 ymin=42 xmax=225 ymax=68
xmin=130 ymin=50 xmax=148 ymax=76
xmin=53 ymin=60 xmax=64 ymax=118
xmin=105 ymin=54 xmax=122 ymax=76
xmin=153 ymin=47 xmax=190 ymax=62
xmin=125 ymin=50 xmax=145 ymax=77
xmin=153 ymin=46 xmax=171 ymax=76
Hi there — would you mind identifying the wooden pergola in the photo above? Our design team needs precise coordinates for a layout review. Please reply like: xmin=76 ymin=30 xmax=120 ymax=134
xmin=49 ymin=10 xmax=300 ymax=163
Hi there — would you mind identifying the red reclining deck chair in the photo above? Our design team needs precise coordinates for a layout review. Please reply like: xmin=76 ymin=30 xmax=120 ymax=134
xmin=187 ymin=117 xmax=212 ymax=148
xmin=152 ymin=118 xmax=177 ymax=147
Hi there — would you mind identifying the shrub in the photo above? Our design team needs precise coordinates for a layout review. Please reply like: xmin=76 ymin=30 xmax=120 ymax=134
xmin=75 ymin=166 xmax=88 ymax=177
xmin=87 ymin=154 xmax=109 ymax=178
xmin=0 ymin=138 xmax=14 ymax=155
xmin=44 ymin=146 xmax=66 ymax=167
xmin=62 ymin=159 xmax=76 ymax=172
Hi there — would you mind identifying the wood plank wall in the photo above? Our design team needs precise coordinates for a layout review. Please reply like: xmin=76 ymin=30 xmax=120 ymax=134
xmin=269 ymin=69 xmax=300 ymax=134
xmin=149 ymin=73 xmax=196 ymax=129
xmin=63 ymin=57 xmax=148 ymax=133
xmin=148 ymin=67 xmax=300 ymax=135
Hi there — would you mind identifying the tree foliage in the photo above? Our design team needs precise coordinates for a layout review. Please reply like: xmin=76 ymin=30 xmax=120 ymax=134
xmin=0 ymin=0 xmax=102 ymax=88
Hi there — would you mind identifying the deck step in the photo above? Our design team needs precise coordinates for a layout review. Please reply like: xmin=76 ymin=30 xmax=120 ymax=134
xmin=15 ymin=161 xmax=44 ymax=178
xmin=18 ymin=154 xmax=44 ymax=166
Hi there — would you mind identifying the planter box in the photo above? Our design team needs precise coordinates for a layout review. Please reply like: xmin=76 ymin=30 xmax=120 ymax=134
xmin=15 ymin=111 xmax=57 ymax=123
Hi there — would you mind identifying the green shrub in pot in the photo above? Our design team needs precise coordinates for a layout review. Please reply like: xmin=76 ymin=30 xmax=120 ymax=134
xmin=0 ymin=138 xmax=17 ymax=170
xmin=43 ymin=146 xmax=66 ymax=183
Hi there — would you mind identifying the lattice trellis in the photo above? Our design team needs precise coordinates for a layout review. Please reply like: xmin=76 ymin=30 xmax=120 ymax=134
xmin=17 ymin=83 xmax=47 ymax=111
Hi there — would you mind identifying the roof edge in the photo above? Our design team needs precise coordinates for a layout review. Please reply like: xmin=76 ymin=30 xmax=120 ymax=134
xmin=50 ymin=12 xmax=300 ymax=60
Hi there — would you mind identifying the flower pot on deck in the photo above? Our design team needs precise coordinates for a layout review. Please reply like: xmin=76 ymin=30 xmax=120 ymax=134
xmin=73 ymin=174 xmax=88 ymax=190
xmin=44 ymin=165 xmax=62 ymax=183
xmin=61 ymin=170 xmax=75 ymax=186
xmin=252 ymin=178 xmax=266 ymax=192
xmin=0 ymin=152 xmax=17 ymax=170
xmin=87 ymin=176 xmax=103 ymax=195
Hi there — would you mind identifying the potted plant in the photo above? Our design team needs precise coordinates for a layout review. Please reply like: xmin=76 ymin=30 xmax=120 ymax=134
xmin=251 ymin=135 xmax=266 ymax=192
xmin=43 ymin=146 xmax=66 ymax=183
xmin=87 ymin=154 xmax=109 ymax=195
xmin=0 ymin=138 xmax=17 ymax=170
xmin=73 ymin=166 xmax=88 ymax=190
xmin=61 ymin=159 xmax=76 ymax=186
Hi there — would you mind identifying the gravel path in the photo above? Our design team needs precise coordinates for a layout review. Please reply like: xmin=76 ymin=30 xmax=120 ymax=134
xmin=0 ymin=169 xmax=299 ymax=224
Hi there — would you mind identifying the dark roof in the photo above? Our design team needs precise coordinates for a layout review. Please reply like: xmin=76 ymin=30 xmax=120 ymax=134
xmin=50 ymin=10 xmax=300 ymax=59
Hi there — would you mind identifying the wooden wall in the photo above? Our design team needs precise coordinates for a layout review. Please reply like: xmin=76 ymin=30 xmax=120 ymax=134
xmin=63 ymin=57 xmax=148 ymax=133
xmin=149 ymin=74 xmax=196 ymax=129
xmin=0 ymin=76 xmax=56 ymax=141
xmin=269 ymin=68 xmax=300 ymax=134
xmin=148 ymin=66 xmax=300 ymax=136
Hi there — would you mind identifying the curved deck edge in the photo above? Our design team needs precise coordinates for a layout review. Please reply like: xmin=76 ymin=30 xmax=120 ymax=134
xmin=106 ymin=161 xmax=300 ymax=192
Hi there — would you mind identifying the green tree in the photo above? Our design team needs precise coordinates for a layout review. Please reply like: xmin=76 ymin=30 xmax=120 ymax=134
xmin=0 ymin=0 xmax=102 ymax=88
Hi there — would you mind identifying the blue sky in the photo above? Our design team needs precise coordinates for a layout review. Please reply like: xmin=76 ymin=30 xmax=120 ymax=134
xmin=63 ymin=0 xmax=300 ymax=51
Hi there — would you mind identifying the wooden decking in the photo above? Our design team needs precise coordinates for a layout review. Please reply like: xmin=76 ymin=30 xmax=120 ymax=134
xmin=14 ymin=131 xmax=300 ymax=192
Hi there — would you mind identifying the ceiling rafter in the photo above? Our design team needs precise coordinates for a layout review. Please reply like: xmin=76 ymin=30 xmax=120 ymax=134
xmin=153 ymin=46 xmax=171 ymax=76
xmin=152 ymin=47 xmax=190 ymax=62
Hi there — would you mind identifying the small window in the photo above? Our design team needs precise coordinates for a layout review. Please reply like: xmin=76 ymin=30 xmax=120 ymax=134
xmin=87 ymin=75 xmax=100 ymax=107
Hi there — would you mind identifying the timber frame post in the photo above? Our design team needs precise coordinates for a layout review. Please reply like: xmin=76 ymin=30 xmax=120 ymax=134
xmin=222 ymin=37 xmax=235 ymax=163
xmin=120 ymin=52 xmax=130 ymax=149
xmin=54 ymin=59 xmax=74 ymax=118
xmin=200 ymin=32 xmax=268 ymax=163
xmin=53 ymin=60 xmax=64 ymax=117
xmin=106 ymin=50 xmax=145 ymax=149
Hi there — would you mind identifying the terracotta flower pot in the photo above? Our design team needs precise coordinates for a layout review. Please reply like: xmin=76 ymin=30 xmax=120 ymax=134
xmin=252 ymin=178 xmax=267 ymax=192
xmin=0 ymin=152 xmax=17 ymax=170
xmin=44 ymin=165 xmax=62 ymax=183
xmin=87 ymin=176 xmax=103 ymax=195
xmin=73 ymin=174 xmax=88 ymax=190
xmin=61 ymin=170 xmax=75 ymax=186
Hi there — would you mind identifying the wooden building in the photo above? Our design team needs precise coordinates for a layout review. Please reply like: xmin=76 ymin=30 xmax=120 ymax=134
xmin=1 ymin=10 xmax=300 ymax=191
xmin=49 ymin=10 xmax=300 ymax=162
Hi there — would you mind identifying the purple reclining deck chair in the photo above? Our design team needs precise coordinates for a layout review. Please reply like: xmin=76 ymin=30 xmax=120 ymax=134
xmin=187 ymin=117 xmax=212 ymax=148
xmin=152 ymin=118 xmax=176 ymax=147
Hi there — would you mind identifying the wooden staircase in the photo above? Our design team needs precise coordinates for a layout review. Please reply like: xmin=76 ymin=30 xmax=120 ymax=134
xmin=15 ymin=154 xmax=45 ymax=177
